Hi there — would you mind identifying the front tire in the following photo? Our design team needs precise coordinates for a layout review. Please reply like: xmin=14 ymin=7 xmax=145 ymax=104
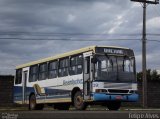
xmin=106 ymin=101 xmax=121 ymax=110
xmin=29 ymin=94 xmax=44 ymax=110
xmin=73 ymin=91 xmax=87 ymax=110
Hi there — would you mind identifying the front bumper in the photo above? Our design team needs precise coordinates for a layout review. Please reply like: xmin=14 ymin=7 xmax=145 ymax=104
xmin=92 ymin=93 xmax=139 ymax=102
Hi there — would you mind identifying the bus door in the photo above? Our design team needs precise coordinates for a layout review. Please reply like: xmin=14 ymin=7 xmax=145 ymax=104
xmin=22 ymin=67 xmax=29 ymax=104
xmin=83 ymin=51 xmax=93 ymax=100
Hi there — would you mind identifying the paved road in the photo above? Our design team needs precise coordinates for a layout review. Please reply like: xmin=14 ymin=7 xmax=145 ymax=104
xmin=0 ymin=110 xmax=160 ymax=119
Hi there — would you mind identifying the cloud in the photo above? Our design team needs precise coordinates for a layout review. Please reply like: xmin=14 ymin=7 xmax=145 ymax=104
xmin=147 ymin=17 xmax=160 ymax=29
xmin=0 ymin=0 xmax=159 ymax=75
xmin=67 ymin=14 xmax=76 ymax=23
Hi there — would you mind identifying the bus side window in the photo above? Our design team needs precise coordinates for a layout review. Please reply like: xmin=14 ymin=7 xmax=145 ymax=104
xmin=15 ymin=69 xmax=22 ymax=84
xmin=70 ymin=56 xmax=76 ymax=75
xmin=59 ymin=57 xmax=69 ymax=77
xmin=29 ymin=65 xmax=38 ymax=82
xmin=39 ymin=63 xmax=47 ymax=80
xmin=48 ymin=61 xmax=58 ymax=79
xmin=77 ymin=55 xmax=83 ymax=74
xmin=69 ymin=54 xmax=83 ymax=75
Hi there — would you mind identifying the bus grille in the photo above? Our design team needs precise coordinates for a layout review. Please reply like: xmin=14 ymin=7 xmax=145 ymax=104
xmin=108 ymin=89 xmax=129 ymax=94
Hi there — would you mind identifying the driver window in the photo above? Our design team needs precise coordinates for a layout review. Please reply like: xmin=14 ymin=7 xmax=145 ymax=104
xmin=130 ymin=59 xmax=134 ymax=72
xmin=117 ymin=57 xmax=123 ymax=72
xmin=110 ymin=56 xmax=117 ymax=72
xmin=101 ymin=60 xmax=107 ymax=71
xmin=124 ymin=59 xmax=130 ymax=72
xmin=107 ymin=60 xmax=112 ymax=72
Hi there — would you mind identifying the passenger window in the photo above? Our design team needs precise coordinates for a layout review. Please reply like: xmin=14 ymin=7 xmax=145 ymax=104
xmin=48 ymin=61 xmax=58 ymax=79
xmin=58 ymin=58 xmax=69 ymax=77
xmin=77 ymin=55 xmax=83 ymax=74
xmin=70 ymin=57 xmax=76 ymax=75
xmin=39 ymin=63 xmax=47 ymax=80
xmin=29 ymin=65 xmax=38 ymax=82
xmin=70 ymin=54 xmax=83 ymax=75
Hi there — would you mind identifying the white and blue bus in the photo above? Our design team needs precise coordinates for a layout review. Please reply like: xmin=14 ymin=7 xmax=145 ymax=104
xmin=14 ymin=46 xmax=138 ymax=110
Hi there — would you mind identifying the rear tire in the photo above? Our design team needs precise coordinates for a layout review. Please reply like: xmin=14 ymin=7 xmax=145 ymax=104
xmin=73 ymin=91 xmax=87 ymax=110
xmin=29 ymin=94 xmax=36 ymax=110
xmin=106 ymin=101 xmax=121 ymax=110
xmin=29 ymin=94 xmax=44 ymax=110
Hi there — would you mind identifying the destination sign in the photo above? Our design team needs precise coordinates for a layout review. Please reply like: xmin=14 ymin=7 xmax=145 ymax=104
xmin=103 ymin=48 xmax=124 ymax=54
xmin=95 ymin=47 xmax=134 ymax=56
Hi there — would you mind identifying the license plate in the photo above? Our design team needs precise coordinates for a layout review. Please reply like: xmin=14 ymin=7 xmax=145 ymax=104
xmin=115 ymin=96 xmax=123 ymax=100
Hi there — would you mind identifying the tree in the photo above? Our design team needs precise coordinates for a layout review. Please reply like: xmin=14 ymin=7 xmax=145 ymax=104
xmin=151 ymin=70 xmax=160 ymax=81
xmin=137 ymin=69 xmax=160 ymax=82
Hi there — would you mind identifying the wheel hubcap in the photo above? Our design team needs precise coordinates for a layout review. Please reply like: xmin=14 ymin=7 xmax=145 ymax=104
xmin=30 ymin=98 xmax=35 ymax=109
xmin=76 ymin=96 xmax=83 ymax=106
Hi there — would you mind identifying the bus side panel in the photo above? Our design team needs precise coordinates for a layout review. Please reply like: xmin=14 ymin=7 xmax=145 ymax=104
xmin=45 ymin=74 xmax=83 ymax=103
xmin=14 ymin=84 xmax=35 ymax=104
xmin=26 ymin=74 xmax=84 ymax=104
xmin=14 ymin=84 xmax=23 ymax=104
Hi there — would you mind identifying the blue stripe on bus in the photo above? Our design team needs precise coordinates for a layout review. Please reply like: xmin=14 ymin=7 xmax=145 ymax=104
xmin=14 ymin=86 xmax=35 ymax=96
xmin=14 ymin=86 xmax=35 ymax=101
xmin=45 ymin=95 xmax=70 ymax=99
xmin=92 ymin=93 xmax=139 ymax=102
xmin=45 ymin=88 xmax=71 ymax=95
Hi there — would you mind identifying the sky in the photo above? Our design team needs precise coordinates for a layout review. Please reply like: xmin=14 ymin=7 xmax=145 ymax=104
xmin=0 ymin=0 xmax=160 ymax=75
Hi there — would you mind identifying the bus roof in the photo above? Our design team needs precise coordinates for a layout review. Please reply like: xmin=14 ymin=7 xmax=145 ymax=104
xmin=16 ymin=45 xmax=130 ymax=69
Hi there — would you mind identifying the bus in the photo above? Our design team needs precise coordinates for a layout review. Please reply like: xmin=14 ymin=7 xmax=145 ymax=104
xmin=14 ymin=46 xmax=138 ymax=110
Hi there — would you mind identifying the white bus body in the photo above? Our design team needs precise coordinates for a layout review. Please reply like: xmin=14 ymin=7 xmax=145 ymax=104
xmin=14 ymin=46 xmax=138 ymax=110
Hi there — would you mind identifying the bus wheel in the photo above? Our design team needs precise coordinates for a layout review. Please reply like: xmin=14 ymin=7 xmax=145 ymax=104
xmin=29 ymin=94 xmax=44 ymax=110
xmin=29 ymin=94 xmax=37 ymax=110
xmin=106 ymin=101 xmax=121 ymax=110
xmin=54 ymin=103 xmax=70 ymax=110
xmin=74 ymin=91 xmax=87 ymax=110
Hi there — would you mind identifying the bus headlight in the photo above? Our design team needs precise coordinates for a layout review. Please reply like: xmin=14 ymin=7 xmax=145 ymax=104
xmin=95 ymin=89 xmax=107 ymax=93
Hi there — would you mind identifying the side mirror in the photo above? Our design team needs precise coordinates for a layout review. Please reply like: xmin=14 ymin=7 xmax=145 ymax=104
xmin=91 ymin=57 xmax=97 ymax=63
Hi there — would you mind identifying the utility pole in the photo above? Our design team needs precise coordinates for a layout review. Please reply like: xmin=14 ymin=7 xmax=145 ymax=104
xmin=130 ymin=0 xmax=159 ymax=108
xmin=142 ymin=2 xmax=147 ymax=108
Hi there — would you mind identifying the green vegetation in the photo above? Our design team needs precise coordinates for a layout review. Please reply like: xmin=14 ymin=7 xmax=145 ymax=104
xmin=137 ymin=69 xmax=160 ymax=82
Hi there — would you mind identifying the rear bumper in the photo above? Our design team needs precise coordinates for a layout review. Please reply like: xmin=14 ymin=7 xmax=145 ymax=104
xmin=92 ymin=93 xmax=138 ymax=102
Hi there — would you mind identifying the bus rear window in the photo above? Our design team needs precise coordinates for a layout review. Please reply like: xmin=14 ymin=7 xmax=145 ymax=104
xmin=15 ymin=69 xmax=22 ymax=84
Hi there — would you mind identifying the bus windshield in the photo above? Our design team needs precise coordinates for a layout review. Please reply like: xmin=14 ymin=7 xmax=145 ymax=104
xmin=95 ymin=55 xmax=136 ymax=82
